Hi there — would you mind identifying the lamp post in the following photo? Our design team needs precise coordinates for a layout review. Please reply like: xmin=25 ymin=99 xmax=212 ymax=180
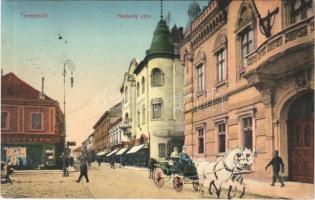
xmin=58 ymin=34 xmax=75 ymax=176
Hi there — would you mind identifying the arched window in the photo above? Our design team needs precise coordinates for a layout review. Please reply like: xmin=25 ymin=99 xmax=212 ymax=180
xmin=235 ymin=2 xmax=257 ymax=72
xmin=141 ymin=77 xmax=145 ymax=94
xmin=213 ymin=31 xmax=227 ymax=84
xmin=151 ymin=68 xmax=164 ymax=86
xmin=137 ymin=82 xmax=140 ymax=97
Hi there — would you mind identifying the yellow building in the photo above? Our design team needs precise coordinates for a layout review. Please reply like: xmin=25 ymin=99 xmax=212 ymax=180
xmin=180 ymin=0 xmax=314 ymax=183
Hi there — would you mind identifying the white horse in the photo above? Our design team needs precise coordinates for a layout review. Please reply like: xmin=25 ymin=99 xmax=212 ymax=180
xmin=196 ymin=147 xmax=247 ymax=198
xmin=229 ymin=148 xmax=256 ymax=198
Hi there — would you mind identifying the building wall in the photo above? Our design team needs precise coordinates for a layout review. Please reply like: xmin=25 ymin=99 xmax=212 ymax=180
xmin=121 ymin=55 xmax=184 ymax=160
xmin=1 ymin=74 xmax=64 ymax=169
xmin=109 ymin=119 xmax=125 ymax=148
xmin=147 ymin=57 xmax=184 ymax=159
xmin=93 ymin=103 xmax=122 ymax=153
xmin=180 ymin=0 xmax=314 ymax=180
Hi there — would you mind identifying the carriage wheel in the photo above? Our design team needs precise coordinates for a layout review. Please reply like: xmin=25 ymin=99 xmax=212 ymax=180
xmin=153 ymin=168 xmax=165 ymax=188
xmin=192 ymin=181 xmax=199 ymax=191
xmin=173 ymin=176 xmax=184 ymax=192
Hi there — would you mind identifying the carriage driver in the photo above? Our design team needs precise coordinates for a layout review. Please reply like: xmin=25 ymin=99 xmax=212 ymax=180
xmin=179 ymin=145 xmax=193 ymax=166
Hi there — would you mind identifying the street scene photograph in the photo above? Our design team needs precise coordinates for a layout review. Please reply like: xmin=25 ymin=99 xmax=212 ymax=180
xmin=1 ymin=0 xmax=314 ymax=199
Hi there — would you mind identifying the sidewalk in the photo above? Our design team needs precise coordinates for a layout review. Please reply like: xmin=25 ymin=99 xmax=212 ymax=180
xmin=101 ymin=162 xmax=148 ymax=171
xmin=13 ymin=166 xmax=77 ymax=174
xmin=243 ymin=179 xmax=314 ymax=199
xmin=118 ymin=163 xmax=314 ymax=199
xmin=14 ymin=170 xmax=62 ymax=174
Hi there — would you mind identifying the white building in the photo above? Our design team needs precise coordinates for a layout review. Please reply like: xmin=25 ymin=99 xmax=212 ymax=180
xmin=120 ymin=14 xmax=185 ymax=161
xmin=109 ymin=118 xmax=125 ymax=149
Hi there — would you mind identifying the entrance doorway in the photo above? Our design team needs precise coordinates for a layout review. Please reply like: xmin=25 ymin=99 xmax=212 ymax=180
xmin=287 ymin=92 xmax=314 ymax=183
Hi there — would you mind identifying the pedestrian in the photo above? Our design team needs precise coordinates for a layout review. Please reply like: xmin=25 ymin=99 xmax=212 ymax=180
xmin=69 ymin=157 xmax=74 ymax=167
xmin=265 ymin=150 xmax=285 ymax=187
xmin=76 ymin=159 xmax=89 ymax=183
xmin=110 ymin=156 xmax=115 ymax=169
xmin=97 ymin=158 xmax=101 ymax=167
xmin=4 ymin=163 xmax=14 ymax=184
xmin=1 ymin=161 xmax=4 ymax=171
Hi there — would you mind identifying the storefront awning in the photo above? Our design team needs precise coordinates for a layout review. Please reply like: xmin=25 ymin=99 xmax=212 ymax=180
xmin=106 ymin=149 xmax=119 ymax=157
xmin=115 ymin=148 xmax=128 ymax=155
xmin=96 ymin=151 xmax=107 ymax=156
xmin=126 ymin=144 xmax=145 ymax=154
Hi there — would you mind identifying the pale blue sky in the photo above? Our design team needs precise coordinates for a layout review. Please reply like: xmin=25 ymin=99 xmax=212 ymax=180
xmin=2 ymin=0 xmax=207 ymax=145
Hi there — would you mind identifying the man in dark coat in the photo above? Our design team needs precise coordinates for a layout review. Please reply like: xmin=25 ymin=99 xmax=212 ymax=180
xmin=265 ymin=150 xmax=285 ymax=187
xmin=110 ymin=156 xmax=115 ymax=169
xmin=76 ymin=159 xmax=89 ymax=183
xmin=97 ymin=157 xmax=101 ymax=167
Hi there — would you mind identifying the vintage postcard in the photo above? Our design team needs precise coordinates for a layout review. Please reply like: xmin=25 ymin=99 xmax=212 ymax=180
xmin=1 ymin=0 xmax=314 ymax=199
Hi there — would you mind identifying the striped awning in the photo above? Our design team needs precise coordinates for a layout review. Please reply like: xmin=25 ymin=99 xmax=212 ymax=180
xmin=106 ymin=149 xmax=119 ymax=157
xmin=96 ymin=151 xmax=107 ymax=156
xmin=126 ymin=144 xmax=144 ymax=154
xmin=115 ymin=148 xmax=128 ymax=155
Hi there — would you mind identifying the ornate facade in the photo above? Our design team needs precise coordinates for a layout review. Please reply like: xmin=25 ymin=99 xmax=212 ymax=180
xmin=180 ymin=0 xmax=314 ymax=183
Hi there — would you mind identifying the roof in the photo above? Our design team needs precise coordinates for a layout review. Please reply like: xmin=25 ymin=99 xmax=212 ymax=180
xmin=109 ymin=117 xmax=122 ymax=130
xmin=1 ymin=72 xmax=56 ymax=102
xmin=133 ymin=19 xmax=179 ymax=75
xmin=93 ymin=102 xmax=122 ymax=129
xmin=88 ymin=132 xmax=95 ymax=138
xmin=146 ymin=19 xmax=174 ymax=56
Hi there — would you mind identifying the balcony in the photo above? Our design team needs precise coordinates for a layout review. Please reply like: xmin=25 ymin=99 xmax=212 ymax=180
xmin=244 ymin=16 xmax=314 ymax=84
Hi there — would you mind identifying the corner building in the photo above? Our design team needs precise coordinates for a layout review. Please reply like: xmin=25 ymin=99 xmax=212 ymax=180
xmin=120 ymin=17 xmax=185 ymax=162
xmin=1 ymin=73 xmax=64 ymax=169
xmin=180 ymin=0 xmax=314 ymax=183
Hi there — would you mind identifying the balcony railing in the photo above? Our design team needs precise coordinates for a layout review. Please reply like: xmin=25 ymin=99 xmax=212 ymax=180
xmin=246 ymin=16 xmax=314 ymax=70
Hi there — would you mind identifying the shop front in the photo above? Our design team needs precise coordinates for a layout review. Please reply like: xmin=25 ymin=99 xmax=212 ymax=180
xmin=1 ymin=144 xmax=62 ymax=169
xmin=125 ymin=144 xmax=149 ymax=167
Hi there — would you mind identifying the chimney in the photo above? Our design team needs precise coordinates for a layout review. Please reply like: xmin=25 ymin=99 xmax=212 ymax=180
xmin=39 ymin=76 xmax=45 ymax=100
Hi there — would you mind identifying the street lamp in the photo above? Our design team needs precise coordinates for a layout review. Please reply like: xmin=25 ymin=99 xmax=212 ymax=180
xmin=58 ymin=34 xmax=75 ymax=176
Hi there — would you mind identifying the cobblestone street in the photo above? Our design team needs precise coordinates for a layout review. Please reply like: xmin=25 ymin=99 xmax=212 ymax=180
xmin=1 ymin=162 xmax=273 ymax=199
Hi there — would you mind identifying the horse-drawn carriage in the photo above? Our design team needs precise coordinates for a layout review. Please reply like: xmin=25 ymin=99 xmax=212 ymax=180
xmin=151 ymin=147 xmax=256 ymax=199
xmin=152 ymin=159 xmax=199 ymax=192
